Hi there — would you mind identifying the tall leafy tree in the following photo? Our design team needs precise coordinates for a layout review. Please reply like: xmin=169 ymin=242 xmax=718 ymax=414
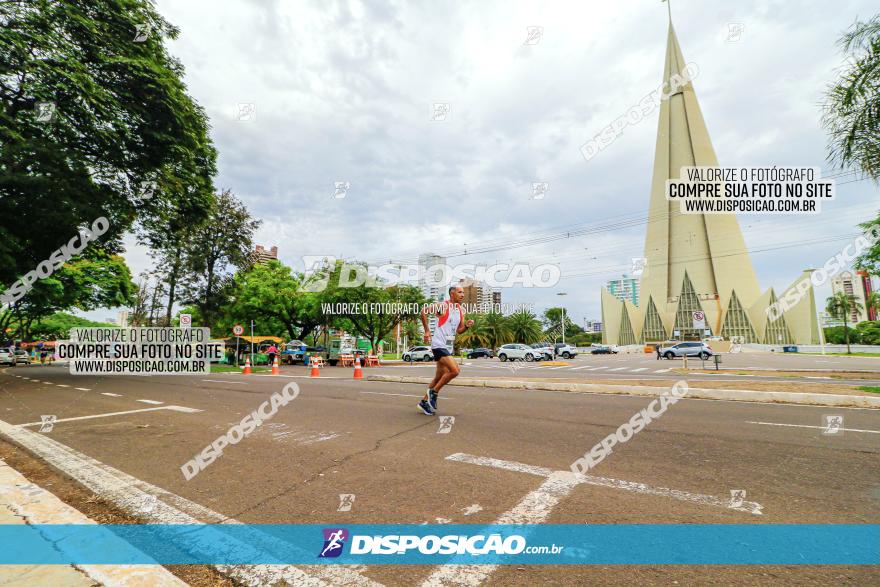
xmin=181 ymin=189 xmax=261 ymax=327
xmin=507 ymin=309 xmax=543 ymax=344
xmin=0 ymin=250 xmax=134 ymax=339
xmin=481 ymin=312 xmax=512 ymax=348
xmin=822 ymin=15 xmax=880 ymax=181
xmin=1 ymin=0 xmax=216 ymax=308
xmin=826 ymin=291 xmax=864 ymax=354
xmin=226 ymin=260 xmax=323 ymax=341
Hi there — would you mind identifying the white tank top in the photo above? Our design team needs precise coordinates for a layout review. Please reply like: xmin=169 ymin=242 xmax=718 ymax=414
xmin=431 ymin=303 xmax=463 ymax=349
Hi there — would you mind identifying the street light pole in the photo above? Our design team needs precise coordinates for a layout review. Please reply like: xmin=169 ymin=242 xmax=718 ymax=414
xmin=557 ymin=292 xmax=568 ymax=345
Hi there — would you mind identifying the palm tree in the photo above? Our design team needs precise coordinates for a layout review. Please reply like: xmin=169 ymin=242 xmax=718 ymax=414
xmin=826 ymin=292 xmax=864 ymax=353
xmin=481 ymin=312 xmax=512 ymax=349
xmin=507 ymin=310 xmax=543 ymax=344
xmin=823 ymin=15 xmax=880 ymax=181
xmin=456 ymin=314 xmax=492 ymax=348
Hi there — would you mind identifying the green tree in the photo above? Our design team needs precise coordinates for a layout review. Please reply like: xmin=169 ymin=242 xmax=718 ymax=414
xmin=481 ymin=312 xmax=512 ymax=348
xmin=855 ymin=320 xmax=880 ymax=344
xmin=181 ymin=190 xmax=261 ymax=328
xmin=456 ymin=314 xmax=492 ymax=348
xmin=225 ymin=260 xmax=322 ymax=341
xmin=0 ymin=0 xmax=217 ymax=291
xmin=25 ymin=312 xmax=115 ymax=341
xmin=822 ymin=15 xmax=880 ymax=181
xmin=507 ymin=309 xmax=543 ymax=344
xmin=0 ymin=250 xmax=134 ymax=339
xmin=865 ymin=291 xmax=880 ymax=320
xmin=826 ymin=292 xmax=864 ymax=353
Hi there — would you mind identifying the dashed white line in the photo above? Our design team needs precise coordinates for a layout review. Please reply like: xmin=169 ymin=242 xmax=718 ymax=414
xmin=360 ymin=391 xmax=455 ymax=400
xmin=746 ymin=421 xmax=879 ymax=434
xmin=55 ymin=384 xmax=70 ymax=388
xmin=75 ymin=387 xmax=91 ymax=391
xmin=631 ymin=368 xmax=648 ymax=372
xmin=201 ymin=379 xmax=249 ymax=384
xmin=136 ymin=399 xmax=163 ymax=405
xmin=101 ymin=392 xmax=122 ymax=397
xmin=569 ymin=366 xmax=592 ymax=371
xmin=17 ymin=406 xmax=202 ymax=426
xmin=609 ymin=367 xmax=628 ymax=372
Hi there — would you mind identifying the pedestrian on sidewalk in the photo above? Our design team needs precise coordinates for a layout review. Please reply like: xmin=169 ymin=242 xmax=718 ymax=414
xmin=266 ymin=343 xmax=278 ymax=367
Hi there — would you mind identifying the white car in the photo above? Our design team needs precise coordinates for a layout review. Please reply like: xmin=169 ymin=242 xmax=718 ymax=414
xmin=497 ymin=343 xmax=540 ymax=362
xmin=0 ymin=349 xmax=15 ymax=366
xmin=403 ymin=346 xmax=434 ymax=362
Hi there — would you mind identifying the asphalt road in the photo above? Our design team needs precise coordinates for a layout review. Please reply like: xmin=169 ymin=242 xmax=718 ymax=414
xmin=1 ymin=363 xmax=878 ymax=586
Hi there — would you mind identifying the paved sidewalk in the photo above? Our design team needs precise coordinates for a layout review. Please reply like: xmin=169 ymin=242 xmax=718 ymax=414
xmin=0 ymin=459 xmax=186 ymax=587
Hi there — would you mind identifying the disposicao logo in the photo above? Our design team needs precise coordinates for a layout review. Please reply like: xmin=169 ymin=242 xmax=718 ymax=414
xmin=319 ymin=528 xmax=349 ymax=558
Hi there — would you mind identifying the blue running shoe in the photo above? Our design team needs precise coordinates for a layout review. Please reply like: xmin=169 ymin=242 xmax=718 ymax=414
xmin=418 ymin=399 xmax=435 ymax=415
xmin=429 ymin=390 xmax=439 ymax=411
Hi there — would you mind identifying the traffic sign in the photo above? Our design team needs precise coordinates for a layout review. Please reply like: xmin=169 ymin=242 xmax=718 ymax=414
xmin=180 ymin=314 xmax=192 ymax=328
xmin=691 ymin=311 xmax=706 ymax=329
xmin=233 ymin=324 xmax=244 ymax=336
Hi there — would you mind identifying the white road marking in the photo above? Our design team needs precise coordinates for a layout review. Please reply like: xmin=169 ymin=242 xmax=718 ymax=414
xmin=609 ymin=367 xmax=628 ymax=371
xmin=428 ymin=451 xmax=760 ymax=586
xmin=360 ymin=391 xmax=455 ymax=400
xmin=55 ymin=384 xmax=70 ymax=387
xmin=631 ymin=368 xmax=648 ymax=372
xmin=805 ymin=376 xmax=832 ymax=380
xmin=201 ymin=379 xmax=249 ymax=384
xmin=654 ymin=369 xmax=671 ymax=373
xmin=17 ymin=406 xmax=202 ymax=427
xmin=101 ymin=392 xmax=122 ymax=397
xmin=0 ymin=417 xmax=380 ymax=587
xmin=446 ymin=453 xmax=763 ymax=515
xmin=569 ymin=366 xmax=592 ymax=371
xmin=0 ymin=459 xmax=187 ymax=586
xmin=590 ymin=366 xmax=607 ymax=370
xmin=137 ymin=399 xmax=163 ymax=405
xmin=746 ymin=421 xmax=879 ymax=434
xmin=75 ymin=387 xmax=91 ymax=391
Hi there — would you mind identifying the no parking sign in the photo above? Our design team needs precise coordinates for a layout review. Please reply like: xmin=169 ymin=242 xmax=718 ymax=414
xmin=180 ymin=314 xmax=192 ymax=328
xmin=691 ymin=311 xmax=706 ymax=329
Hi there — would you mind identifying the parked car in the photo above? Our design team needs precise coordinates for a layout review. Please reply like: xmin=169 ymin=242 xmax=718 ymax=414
xmin=14 ymin=349 xmax=30 ymax=364
xmin=467 ymin=348 xmax=494 ymax=359
xmin=0 ymin=349 xmax=15 ymax=366
xmin=497 ymin=343 xmax=540 ymax=362
xmin=530 ymin=343 xmax=553 ymax=360
xmin=403 ymin=346 xmax=434 ymax=362
xmin=658 ymin=341 xmax=713 ymax=359
xmin=590 ymin=345 xmax=619 ymax=355
xmin=554 ymin=343 xmax=578 ymax=359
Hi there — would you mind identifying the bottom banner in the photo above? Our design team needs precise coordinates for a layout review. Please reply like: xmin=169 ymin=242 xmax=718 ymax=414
xmin=0 ymin=524 xmax=876 ymax=565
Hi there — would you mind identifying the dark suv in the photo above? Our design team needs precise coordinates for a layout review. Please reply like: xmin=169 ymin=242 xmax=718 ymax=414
xmin=467 ymin=347 xmax=494 ymax=359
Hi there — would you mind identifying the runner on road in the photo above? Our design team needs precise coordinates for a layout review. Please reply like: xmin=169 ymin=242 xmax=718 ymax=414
xmin=418 ymin=285 xmax=474 ymax=415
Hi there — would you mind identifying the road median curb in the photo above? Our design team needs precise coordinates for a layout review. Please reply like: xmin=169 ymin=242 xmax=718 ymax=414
xmin=366 ymin=375 xmax=880 ymax=408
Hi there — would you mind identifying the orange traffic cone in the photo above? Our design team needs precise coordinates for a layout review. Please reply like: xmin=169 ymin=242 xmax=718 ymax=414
xmin=310 ymin=362 xmax=320 ymax=377
xmin=271 ymin=356 xmax=280 ymax=375
xmin=353 ymin=357 xmax=363 ymax=379
xmin=243 ymin=356 xmax=252 ymax=375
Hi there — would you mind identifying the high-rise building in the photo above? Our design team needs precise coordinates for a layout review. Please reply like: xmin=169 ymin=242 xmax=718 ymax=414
xmin=459 ymin=279 xmax=493 ymax=312
xmin=831 ymin=270 xmax=873 ymax=324
xmin=601 ymin=19 xmax=819 ymax=345
xmin=418 ymin=252 xmax=446 ymax=333
xmin=418 ymin=253 xmax=446 ymax=302
xmin=492 ymin=290 xmax=502 ymax=307
xmin=605 ymin=276 xmax=639 ymax=306
xmin=253 ymin=245 xmax=278 ymax=264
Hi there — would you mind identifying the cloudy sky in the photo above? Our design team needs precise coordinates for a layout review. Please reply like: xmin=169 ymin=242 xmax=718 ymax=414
xmin=91 ymin=0 xmax=879 ymax=326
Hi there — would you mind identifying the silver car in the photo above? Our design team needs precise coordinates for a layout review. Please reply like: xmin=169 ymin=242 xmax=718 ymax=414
xmin=0 ymin=349 xmax=15 ymax=366
xmin=403 ymin=346 xmax=434 ymax=362
xmin=497 ymin=343 xmax=540 ymax=362
xmin=14 ymin=350 xmax=30 ymax=365
xmin=658 ymin=341 xmax=713 ymax=360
